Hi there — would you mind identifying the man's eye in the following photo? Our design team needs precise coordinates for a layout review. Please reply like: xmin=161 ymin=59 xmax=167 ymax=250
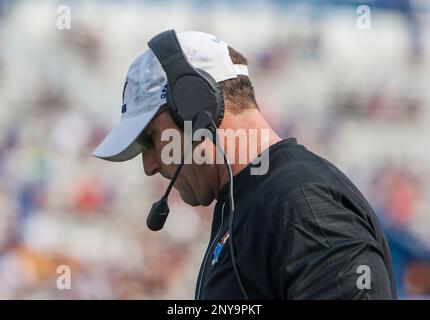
xmin=136 ymin=132 xmax=155 ymax=150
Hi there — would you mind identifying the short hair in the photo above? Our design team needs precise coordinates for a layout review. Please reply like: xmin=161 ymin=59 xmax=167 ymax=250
xmin=219 ymin=46 xmax=259 ymax=114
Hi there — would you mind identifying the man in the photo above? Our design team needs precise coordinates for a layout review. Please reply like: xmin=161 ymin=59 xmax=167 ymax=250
xmin=93 ymin=30 xmax=397 ymax=299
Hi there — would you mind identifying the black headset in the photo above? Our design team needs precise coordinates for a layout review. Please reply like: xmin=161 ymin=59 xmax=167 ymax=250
xmin=148 ymin=29 xmax=224 ymax=135
xmin=145 ymin=30 xmax=249 ymax=300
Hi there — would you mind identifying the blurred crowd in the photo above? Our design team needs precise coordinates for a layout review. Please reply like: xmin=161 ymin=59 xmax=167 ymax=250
xmin=0 ymin=0 xmax=430 ymax=299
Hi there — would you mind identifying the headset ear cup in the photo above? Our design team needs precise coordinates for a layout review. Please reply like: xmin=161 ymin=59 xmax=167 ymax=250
xmin=166 ymin=70 xmax=225 ymax=132
xmin=166 ymin=93 xmax=185 ymax=131
xmin=195 ymin=69 xmax=224 ymax=129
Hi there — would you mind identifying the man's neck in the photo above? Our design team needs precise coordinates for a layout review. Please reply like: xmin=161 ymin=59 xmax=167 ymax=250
xmin=215 ymin=109 xmax=281 ymax=200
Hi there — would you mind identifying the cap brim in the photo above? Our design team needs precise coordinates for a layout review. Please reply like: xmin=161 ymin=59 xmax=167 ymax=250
xmin=92 ymin=107 xmax=160 ymax=162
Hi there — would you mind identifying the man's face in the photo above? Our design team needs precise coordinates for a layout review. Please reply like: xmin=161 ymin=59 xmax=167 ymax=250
xmin=138 ymin=109 xmax=216 ymax=206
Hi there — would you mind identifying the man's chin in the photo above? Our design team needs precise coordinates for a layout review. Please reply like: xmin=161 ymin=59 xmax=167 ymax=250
xmin=179 ymin=191 xmax=214 ymax=207
xmin=178 ymin=190 xmax=200 ymax=207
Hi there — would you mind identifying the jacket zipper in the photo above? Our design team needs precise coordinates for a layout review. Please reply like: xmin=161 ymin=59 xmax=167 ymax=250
xmin=196 ymin=202 xmax=226 ymax=300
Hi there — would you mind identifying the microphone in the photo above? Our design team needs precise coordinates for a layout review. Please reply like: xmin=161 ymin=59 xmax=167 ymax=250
xmin=146 ymin=196 xmax=169 ymax=231
xmin=146 ymin=162 xmax=183 ymax=231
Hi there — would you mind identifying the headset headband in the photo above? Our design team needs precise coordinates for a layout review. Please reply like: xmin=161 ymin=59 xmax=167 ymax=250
xmin=148 ymin=30 xmax=217 ymax=93
xmin=147 ymin=29 xmax=224 ymax=132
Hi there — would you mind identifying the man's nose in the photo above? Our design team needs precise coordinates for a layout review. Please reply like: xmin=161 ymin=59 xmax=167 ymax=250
xmin=142 ymin=150 xmax=160 ymax=176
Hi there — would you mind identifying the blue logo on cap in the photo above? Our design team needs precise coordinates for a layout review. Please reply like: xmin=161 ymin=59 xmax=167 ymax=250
xmin=160 ymin=83 xmax=168 ymax=99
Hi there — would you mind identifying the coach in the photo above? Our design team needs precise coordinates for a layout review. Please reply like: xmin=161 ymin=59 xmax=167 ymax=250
xmin=93 ymin=30 xmax=397 ymax=299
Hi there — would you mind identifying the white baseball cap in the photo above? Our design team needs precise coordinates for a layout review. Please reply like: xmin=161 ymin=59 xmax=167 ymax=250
xmin=92 ymin=30 xmax=249 ymax=162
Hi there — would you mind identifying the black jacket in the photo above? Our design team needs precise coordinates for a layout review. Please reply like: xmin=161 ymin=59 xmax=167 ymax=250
xmin=194 ymin=138 xmax=397 ymax=299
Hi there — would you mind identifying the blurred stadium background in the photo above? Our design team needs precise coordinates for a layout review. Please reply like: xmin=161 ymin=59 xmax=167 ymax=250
xmin=0 ymin=0 xmax=429 ymax=299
